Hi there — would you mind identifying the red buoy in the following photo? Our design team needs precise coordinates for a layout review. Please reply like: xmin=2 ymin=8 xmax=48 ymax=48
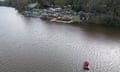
xmin=83 ymin=61 xmax=90 ymax=70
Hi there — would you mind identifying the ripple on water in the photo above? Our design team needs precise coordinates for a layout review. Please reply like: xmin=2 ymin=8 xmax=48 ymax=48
xmin=0 ymin=7 xmax=120 ymax=72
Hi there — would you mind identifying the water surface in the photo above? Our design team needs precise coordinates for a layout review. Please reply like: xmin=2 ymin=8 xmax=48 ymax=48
xmin=0 ymin=7 xmax=120 ymax=72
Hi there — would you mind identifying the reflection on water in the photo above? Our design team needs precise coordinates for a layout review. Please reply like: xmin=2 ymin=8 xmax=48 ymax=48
xmin=80 ymin=25 xmax=120 ymax=40
xmin=0 ymin=7 xmax=120 ymax=72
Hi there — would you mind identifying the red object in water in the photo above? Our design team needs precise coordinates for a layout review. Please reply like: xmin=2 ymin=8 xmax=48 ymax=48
xmin=83 ymin=61 xmax=90 ymax=70
xmin=84 ymin=61 xmax=89 ymax=66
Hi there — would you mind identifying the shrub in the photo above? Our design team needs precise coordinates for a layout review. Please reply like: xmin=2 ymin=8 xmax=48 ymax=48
xmin=87 ymin=15 xmax=120 ymax=26
xmin=101 ymin=16 xmax=120 ymax=26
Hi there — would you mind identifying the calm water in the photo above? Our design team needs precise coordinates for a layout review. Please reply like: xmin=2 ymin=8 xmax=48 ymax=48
xmin=0 ymin=7 xmax=120 ymax=72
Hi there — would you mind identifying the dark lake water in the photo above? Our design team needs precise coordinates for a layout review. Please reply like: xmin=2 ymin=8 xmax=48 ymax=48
xmin=0 ymin=7 xmax=120 ymax=72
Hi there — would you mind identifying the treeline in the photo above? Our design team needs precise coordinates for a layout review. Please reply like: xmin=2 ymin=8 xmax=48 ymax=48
xmin=15 ymin=0 xmax=120 ymax=26
xmin=15 ymin=0 xmax=120 ymax=16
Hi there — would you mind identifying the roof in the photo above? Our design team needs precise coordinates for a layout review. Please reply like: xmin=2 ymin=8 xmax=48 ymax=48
xmin=28 ymin=2 xmax=39 ymax=8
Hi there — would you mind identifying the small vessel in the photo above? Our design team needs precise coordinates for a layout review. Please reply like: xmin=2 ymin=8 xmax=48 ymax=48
xmin=83 ymin=61 xmax=90 ymax=70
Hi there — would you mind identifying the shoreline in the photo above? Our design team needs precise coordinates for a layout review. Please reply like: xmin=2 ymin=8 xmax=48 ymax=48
xmin=13 ymin=6 xmax=120 ymax=27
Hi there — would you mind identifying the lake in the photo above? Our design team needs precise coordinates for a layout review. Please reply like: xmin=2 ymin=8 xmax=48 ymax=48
xmin=0 ymin=7 xmax=120 ymax=72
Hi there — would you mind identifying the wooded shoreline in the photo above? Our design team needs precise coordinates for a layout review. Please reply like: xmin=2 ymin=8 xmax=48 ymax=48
xmin=3 ymin=0 xmax=120 ymax=26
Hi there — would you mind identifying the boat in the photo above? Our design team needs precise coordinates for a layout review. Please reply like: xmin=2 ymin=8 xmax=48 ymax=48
xmin=83 ymin=61 xmax=90 ymax=70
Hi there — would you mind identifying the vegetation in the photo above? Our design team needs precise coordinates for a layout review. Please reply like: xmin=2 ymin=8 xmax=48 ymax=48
xmin=5 ymin=0 xmax=120 ymax=26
